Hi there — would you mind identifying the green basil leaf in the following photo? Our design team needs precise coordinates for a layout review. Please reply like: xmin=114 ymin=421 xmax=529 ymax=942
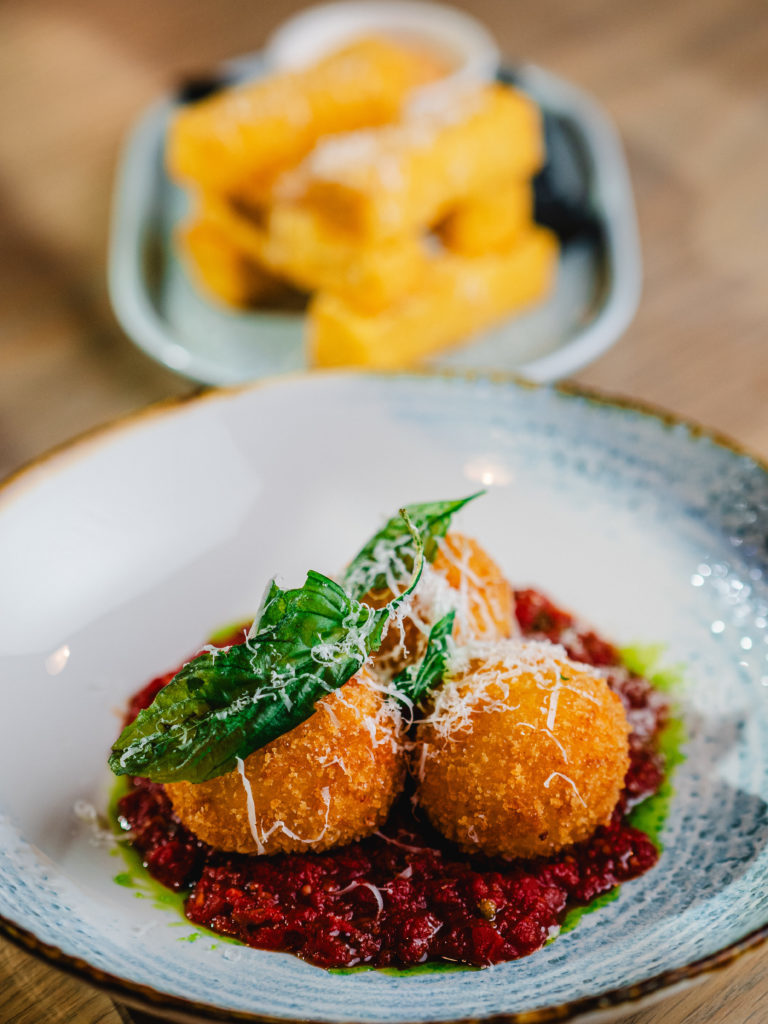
xmin=109 ymin=512 xmax=425 ymax=784
xmin=394 ymin=610 xmax=456 ymax=707
xmin=343 ymin=493 xmax=484 ymax=601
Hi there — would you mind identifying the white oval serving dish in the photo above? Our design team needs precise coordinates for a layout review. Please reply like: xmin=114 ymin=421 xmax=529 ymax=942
xmin=108 ymin=4 xmax=641 ymax=386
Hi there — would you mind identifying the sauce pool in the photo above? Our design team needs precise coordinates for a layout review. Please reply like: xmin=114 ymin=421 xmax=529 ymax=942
xmin=116 ymin=588 xmax=669 ymax=969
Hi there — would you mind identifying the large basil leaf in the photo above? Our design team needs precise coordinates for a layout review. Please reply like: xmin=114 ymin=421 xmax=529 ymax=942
xmin=343 ymin=493 xmax=483 ymax=601
xmin=110 ymin=513 xmax=424 ymax=784
xmin=394 ymin=611 xmax=456 ymax=706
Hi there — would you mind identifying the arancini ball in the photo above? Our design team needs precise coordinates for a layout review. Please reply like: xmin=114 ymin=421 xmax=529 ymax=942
xmin=367 ymin=532 xmax=515 ymax=677
xmin=432 ymin=533 xmax=515 ymax=643
xmin=414 ymin=641 xmax=630 ymax=858
xmin=165 ymin=668 xmax=404 ymax=855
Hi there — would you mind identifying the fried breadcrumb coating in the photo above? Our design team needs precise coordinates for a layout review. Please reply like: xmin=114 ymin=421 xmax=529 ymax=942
xmin=165 ymin=668 xmax=404 ymax=854
xmin=414 ymin=642 xmax=630 ymax=858
xmin=432 ymin=533 xmax=515 ymax=643
xmin=368 ymin=532 xmax=515 ymax=676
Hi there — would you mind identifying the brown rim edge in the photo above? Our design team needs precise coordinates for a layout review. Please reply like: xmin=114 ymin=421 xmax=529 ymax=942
xmin=1 ymin=367 xmax=768 ymax=1024
xmin=1 ymin=369 xmax=767 ymax=496
xmin=2 ymin=906 xmax=767 ymax=1024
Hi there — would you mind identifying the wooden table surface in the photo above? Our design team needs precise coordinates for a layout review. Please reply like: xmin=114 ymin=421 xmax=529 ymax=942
xmin=0 ymin=0 xmax=766 ymax=1021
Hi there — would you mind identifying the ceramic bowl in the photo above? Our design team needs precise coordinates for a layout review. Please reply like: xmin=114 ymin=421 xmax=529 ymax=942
xmin=109 ymin=14 xmax=640 ymax=385
xmin=1 ymin=372 xmax=768 ymax=1024
xmin=264 ymin=1 xmax=500 ymax=89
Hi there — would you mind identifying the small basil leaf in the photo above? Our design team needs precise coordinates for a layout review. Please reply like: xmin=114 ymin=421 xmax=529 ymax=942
xmin=109 ymin=512 xmax=425 ymax=784
xmin=343 ymin=493 xmax=484 ymax=601
xmin=394 ymin=611 xmax=456 ymax=706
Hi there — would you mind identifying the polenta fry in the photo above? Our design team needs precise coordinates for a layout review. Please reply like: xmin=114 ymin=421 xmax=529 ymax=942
xmin=438 ymin=180 xmax=534 ymax=255
xmin=167 ymin=37 xmax=444 ymax=194
xmin=296 ymin=84 xmax=544 ymax=241
xmin=309 ymin=226 xmax=558 ymax=369
xmin=201 ymin=193 xmax=428 ymax=312
xmin=179 ymin=218 xmax=287 ymax=309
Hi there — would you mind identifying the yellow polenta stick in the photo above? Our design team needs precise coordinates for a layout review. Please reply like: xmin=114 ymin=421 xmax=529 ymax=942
xmin=308 ymin=227 xmax=558 ymax=369
xmin=438 ymin=180 xmax=534 ymax=256
xmin=264 ymin=202 xmax=428 ymax=311
xmin=179 ymin=218 xmax=284 ymax=309
xmin=167 ymin=37 xmax=443 ymax=194
xmin=201 ymin=193 xmax=427 ymax=312
xmin=199 ymin=193 xmax=269 ymax=259
xmin=296 ymin=84 xmax=544 ymax=241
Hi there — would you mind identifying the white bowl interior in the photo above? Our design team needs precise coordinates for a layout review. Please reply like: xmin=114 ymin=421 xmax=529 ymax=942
xmin=1 ymin=374 xmax=767 ymax=1022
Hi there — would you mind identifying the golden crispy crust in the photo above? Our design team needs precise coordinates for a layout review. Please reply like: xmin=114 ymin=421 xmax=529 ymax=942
xmin=432 ymin=533 xmax=515 ymax=643
xmin=165 ymin=669 xmax=404 ymax=855
xmin=415 ymin=657 xmax=630 ymax=858
xmin=367 ymin=532 xmax=515 ymax=676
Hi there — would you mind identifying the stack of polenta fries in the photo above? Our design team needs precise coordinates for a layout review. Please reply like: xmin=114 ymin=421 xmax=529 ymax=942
xmin=168 ymin=36 xmax=558 ymax=368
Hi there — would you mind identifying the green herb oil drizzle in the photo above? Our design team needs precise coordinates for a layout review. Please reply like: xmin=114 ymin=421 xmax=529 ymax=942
xmin=550 ymin=646 xmax=687 ymax=941
xmin=108 ymin=776 xmax=236 ymax=949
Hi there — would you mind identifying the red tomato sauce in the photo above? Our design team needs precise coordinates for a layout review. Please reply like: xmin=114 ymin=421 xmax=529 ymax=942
xmin=116 ymin=589 xmax=666 ymax=969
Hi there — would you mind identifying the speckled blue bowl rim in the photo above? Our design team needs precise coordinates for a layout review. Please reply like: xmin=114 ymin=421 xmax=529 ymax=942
xmin=2 ymin=368 xmax=767 ymax=1024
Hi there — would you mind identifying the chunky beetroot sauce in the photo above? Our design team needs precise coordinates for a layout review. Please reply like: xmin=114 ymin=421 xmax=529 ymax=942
xmin=116 ymin=590 xmax=666 ymax=969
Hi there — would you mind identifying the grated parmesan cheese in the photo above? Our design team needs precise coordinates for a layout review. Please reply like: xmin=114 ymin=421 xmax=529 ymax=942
xmin=544 ymin=772 xmax=587 ymax=808
xmin=236 ymin=763 xmax=333 ymax=853
xmin=336 ymin=880 xmax=385 ymax=916
xmin=302 ymin=87 xmax=484 ymax=188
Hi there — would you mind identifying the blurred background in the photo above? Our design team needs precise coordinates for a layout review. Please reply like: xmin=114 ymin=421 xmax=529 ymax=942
xmin=0 ymin=3 xmax=767 ymax=1017
xmin=1 ymin=0 xmax=766 ymax=484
